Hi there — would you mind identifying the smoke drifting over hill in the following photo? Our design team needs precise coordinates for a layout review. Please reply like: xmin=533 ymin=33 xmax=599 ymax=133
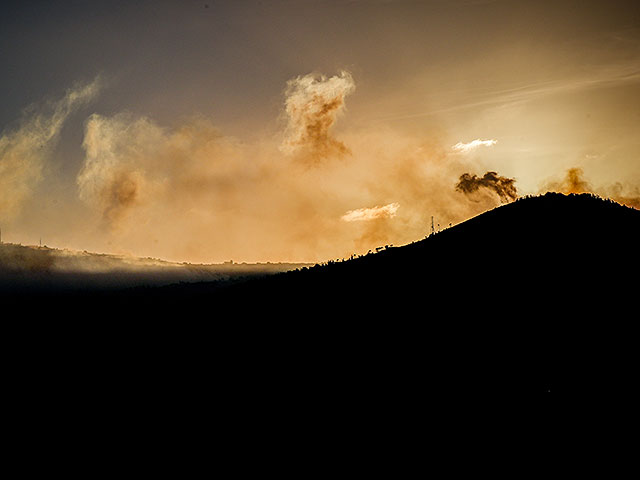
xmin=0 ymin=78 xmax=101 ymax=220
xmin=281 ymin=71 xmax=355 ymax=163
xmin=63 ymin=71 xmax=508 ymax=262
xmin=3 ymin=71 xmax=637 ymax=264
xmin=548 ymin=167 xmax=592 ymax=194
xmin=543 ymin=167 xmax=640 ymax=209
xmin=456 ymin=171 xmax=518 ymax=203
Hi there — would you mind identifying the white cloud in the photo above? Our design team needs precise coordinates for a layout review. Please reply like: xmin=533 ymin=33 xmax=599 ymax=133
xmin=341 ymin=202 xmax=400 ymax=222
xmin=452 ymin=139 xmax=497 ymax=154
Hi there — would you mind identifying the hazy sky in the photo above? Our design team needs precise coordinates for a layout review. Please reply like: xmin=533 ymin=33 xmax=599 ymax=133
xmin=1 ymin=0 xmax=639 ymax=262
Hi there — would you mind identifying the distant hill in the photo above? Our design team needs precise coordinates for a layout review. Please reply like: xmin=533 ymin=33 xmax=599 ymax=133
xmin=0 ymin=242 xmax=307 ymax=291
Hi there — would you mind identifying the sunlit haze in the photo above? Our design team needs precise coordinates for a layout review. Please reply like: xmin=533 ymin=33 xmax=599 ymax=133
xmin=1 ymin=0 xmax=639 ymax=263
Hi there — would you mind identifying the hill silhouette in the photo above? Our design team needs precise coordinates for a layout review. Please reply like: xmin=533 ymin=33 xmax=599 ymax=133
xmin=157 ymin=192 xmax=636 ymax=394
xmin=4 ymin=193 xmax=639 ymax=440
xmin=205 ymin=191 xmax=638 ymax=307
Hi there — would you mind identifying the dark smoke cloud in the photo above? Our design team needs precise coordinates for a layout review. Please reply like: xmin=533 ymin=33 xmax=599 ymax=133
xmin=455 ymin=171 xmax=518 ymax=203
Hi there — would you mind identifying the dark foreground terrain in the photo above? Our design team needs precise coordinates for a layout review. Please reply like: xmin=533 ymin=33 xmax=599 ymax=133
xmin=3 ymin=193 xmax=639 ymax=457
xmin=187 ymin=192 xmax=636 ymax=396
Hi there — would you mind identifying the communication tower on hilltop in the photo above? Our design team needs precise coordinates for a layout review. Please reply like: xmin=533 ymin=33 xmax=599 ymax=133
xmin=431 ymin=216 xmax=435 ymax=236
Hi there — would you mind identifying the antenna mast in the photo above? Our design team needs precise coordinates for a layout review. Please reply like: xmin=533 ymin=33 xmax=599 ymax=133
xmin=431 ymin=216 xmax=435 ymax=236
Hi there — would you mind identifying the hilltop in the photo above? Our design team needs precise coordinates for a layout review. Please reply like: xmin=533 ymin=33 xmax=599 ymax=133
xmin=5 ymin=192 xmax=635 ymax=298
xmin=200 ymin=192 xmax=639 ymax=307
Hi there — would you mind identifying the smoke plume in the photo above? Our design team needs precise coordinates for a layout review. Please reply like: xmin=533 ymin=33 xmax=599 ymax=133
xmin=280 ymin=71 xmax=355 ymax=163
xmin=455 ymin=171 xmax=518 ymax=203
xmin=5 ymin=72 xmax=517 ymax=263
xmin=606 ymin=183 xmax=640 ymax=209
xmin=0 ymin=78 xmax=101 ymax=220
xmin=73 ymin=107 xmax=497 ymax=262
xmin=542 ymin=167 xmax=640 ymax=209
xmin=78 ymin=114 xmax=158 ymax=225
xmin=544 ymin=167 xmax=591 ymax=194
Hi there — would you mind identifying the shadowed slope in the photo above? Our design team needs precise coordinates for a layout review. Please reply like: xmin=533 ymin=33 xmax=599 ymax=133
xmin=183 ymin=192 xmax=638 ymax=393
xmin=209 ymin=192 xmax=638 ymax=315
xmin=4 ymin=192 xmax=639 ymax=435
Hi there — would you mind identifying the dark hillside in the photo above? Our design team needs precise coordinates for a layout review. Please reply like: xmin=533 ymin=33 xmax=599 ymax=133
xmin=211 ymin=191 xmax=638 ymax=309
xmin=4 ymin=193 xmax=639 ymax=447
xmin=182 ymin=192 xmax=638 ymax=393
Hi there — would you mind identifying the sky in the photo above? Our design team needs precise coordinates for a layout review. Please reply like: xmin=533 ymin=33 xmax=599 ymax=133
xmin=1 ymin=0 xmax=639 ymax=263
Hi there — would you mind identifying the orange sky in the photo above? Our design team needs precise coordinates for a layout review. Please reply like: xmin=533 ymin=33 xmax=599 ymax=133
xmin=1 ymin=0 xmax=639 ymax=262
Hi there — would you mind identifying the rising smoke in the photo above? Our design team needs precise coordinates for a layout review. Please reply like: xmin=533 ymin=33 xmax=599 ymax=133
xmin=78 ymin=114 xmax=161 ymax=226
xmin=3 ymin=72 xmax=529 ymax=263
xmin=543 ymin=167 xmax=591 ymax=194
xmin=455 ymin=171 xmax=518 ymax=203
xmin=0 ymin=78 xmax=101 ymax=220
xmin=542 ymin=167 xmax=640 ymax=209
xmin=280 ymin=71 xmax=355 ymax=163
